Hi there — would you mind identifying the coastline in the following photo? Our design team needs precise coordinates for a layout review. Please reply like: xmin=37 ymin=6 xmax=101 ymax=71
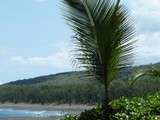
xmin=0 ymin=103 xmax=95 ymax=120
xmin=0 ymin=103 xmax=95 ymax=116
xmin=0 ymin=103 xmax=95 ymax=110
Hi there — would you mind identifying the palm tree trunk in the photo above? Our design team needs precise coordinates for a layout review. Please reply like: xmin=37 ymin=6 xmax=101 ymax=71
xmin=102 ymin=82 xmax=114 ymax=115
xmin=102 ymin=83 xmax=110 ymax=108
xmin=102 ymin=67 xmax=110 ymax=109
xmin=105 ymin=85 xmax=109 ymax=104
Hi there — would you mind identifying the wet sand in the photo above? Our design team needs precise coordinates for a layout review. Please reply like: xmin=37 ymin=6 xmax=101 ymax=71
xmin=0 ymin=104 xmax=95 ymax=120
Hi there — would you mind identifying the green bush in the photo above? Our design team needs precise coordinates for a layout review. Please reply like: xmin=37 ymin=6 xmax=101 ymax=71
xmin=111 ymin=97 xmax=157 ymax=120
xmin=63 ymin=92 xmax=160 ymax=120
xmin=63 ymin=115 xmax=78 ymax=120
xmin=78 ymin=106 xmax=103 ymax=120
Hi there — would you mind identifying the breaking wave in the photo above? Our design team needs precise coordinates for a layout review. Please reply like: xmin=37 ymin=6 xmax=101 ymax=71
xmin=0 ymin=108 xmax=67 ymax=118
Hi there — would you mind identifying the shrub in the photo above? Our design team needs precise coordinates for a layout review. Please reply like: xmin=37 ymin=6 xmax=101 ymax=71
xmin=111 ymin=97 xmax=157 ymax=120
xmin=63 ymin=115 xmax=78 ymax=120
xmin=78 ymin=106 xmax=103 ymax=120
xmin=63 ymin=92 xmax=160 ymax=120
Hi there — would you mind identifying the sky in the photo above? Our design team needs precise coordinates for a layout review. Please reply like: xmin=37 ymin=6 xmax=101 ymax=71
xmin=0 ymin=0 xmax=160 ymax=84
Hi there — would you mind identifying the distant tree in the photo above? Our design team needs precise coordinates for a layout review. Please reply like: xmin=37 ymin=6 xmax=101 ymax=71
xmin=63 ymin=0 xmax=135 ymax=108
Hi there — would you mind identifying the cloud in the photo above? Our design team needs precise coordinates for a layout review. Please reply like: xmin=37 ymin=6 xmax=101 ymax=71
xmin=124 ymin=0 xmax=160 ymax=65
xmin=128 ymin=0 xmax=160 ymax=34
xmin=11 ymin=49 xmax=72 ymax=70
xmin=134 ymin=32 xmax=160 ymax=65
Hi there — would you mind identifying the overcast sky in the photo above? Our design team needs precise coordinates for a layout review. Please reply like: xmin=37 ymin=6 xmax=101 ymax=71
xmin=0 ymin=0 xmax=159 ymax=84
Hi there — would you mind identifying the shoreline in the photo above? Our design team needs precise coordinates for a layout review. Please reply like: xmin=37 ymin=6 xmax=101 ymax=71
xmin=0 ymin=103 xmax=95 ymax=112
xmin=0 ymin=103 xmax=96 ymax=120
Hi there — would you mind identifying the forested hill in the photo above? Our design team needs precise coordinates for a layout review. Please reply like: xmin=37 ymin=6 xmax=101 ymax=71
xmin=0 ymin=62 xmax=160 ymax=104
xmin=5 ymin=62 xmax=160 ymax=86
xmin=5 ymin=71 xmax=89 ymax=86
xmin=5 ymin=70 xmax=131 ymax=86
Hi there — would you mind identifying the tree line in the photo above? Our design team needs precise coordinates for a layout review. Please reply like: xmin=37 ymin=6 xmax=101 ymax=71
xmin=1 ymin=76 xmax=160 ymax=105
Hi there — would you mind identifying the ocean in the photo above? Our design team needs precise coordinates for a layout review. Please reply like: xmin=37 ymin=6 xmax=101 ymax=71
xmin=0 ymin=108 xmax=67 ymax=119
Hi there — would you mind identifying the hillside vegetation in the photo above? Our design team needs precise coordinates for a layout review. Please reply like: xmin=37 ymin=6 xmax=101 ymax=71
xmin=0 ymin=63 xmax=160 ymax=104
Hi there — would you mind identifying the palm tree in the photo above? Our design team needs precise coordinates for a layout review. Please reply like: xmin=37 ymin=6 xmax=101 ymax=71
xmin=129 ymin=67 xmax=160 ymax=86
xmin=63 ymin=0 xmax=135 ymax=106
xmin=143 ymin=68 xmax=160 ymax=78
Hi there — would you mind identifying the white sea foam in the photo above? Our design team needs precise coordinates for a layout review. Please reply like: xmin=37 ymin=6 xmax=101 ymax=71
xmin=0 ymin=108 xmax=67 ymax=118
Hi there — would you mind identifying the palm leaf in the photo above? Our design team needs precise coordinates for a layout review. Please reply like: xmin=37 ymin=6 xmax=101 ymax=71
xmin=129 ymin=67 xmax=160 ymax=86
xmin=63 ymin=0 xmax=135 ymax=86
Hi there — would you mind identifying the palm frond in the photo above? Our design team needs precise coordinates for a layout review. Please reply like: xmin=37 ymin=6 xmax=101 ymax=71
xmin=129 ymin=68 xmax=160 ymax=86
xmin=143 ymin=68 xmax=160 ymax=78
xmin=63 ymin=0 xmax=135 ymax=84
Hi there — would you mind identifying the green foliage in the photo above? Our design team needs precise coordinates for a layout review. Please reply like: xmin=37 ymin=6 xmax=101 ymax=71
xmin=63 ymin=115 xmax=78 ymax=120
xmin=111 ymin=97 xmax=156 ymax=120
xmin=145 ymin=92 xmax=160 ymax=114
xmin=63 ymin=0 xmax=135 ymax=105
xmin=78 ymin=106 xmax=103 ymax=120
xmin=110 ymin=92 xmax=160 ymax=120
xmin=0 ymin=83 xmax=104 ymax=104
xmin=0 ymin=63 xmax=160 ymax=104
xmin=63 ymin=0 xmax=135 ymax=82
xmin=6 ymin=71 xmax=90 ymax=86
xmin=2 ymin=72 xmax=160 ymax=104
xmin=63 ymin=92 xmax=160 ymax=120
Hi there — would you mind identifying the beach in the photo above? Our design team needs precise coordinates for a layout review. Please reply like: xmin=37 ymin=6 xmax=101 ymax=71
xmin=0 ymin=103 xmax=95 ymax=120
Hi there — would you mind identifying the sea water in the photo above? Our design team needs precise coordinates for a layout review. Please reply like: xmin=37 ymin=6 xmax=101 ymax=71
xmin=0 ymin=108 xmax=67 ymax=118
